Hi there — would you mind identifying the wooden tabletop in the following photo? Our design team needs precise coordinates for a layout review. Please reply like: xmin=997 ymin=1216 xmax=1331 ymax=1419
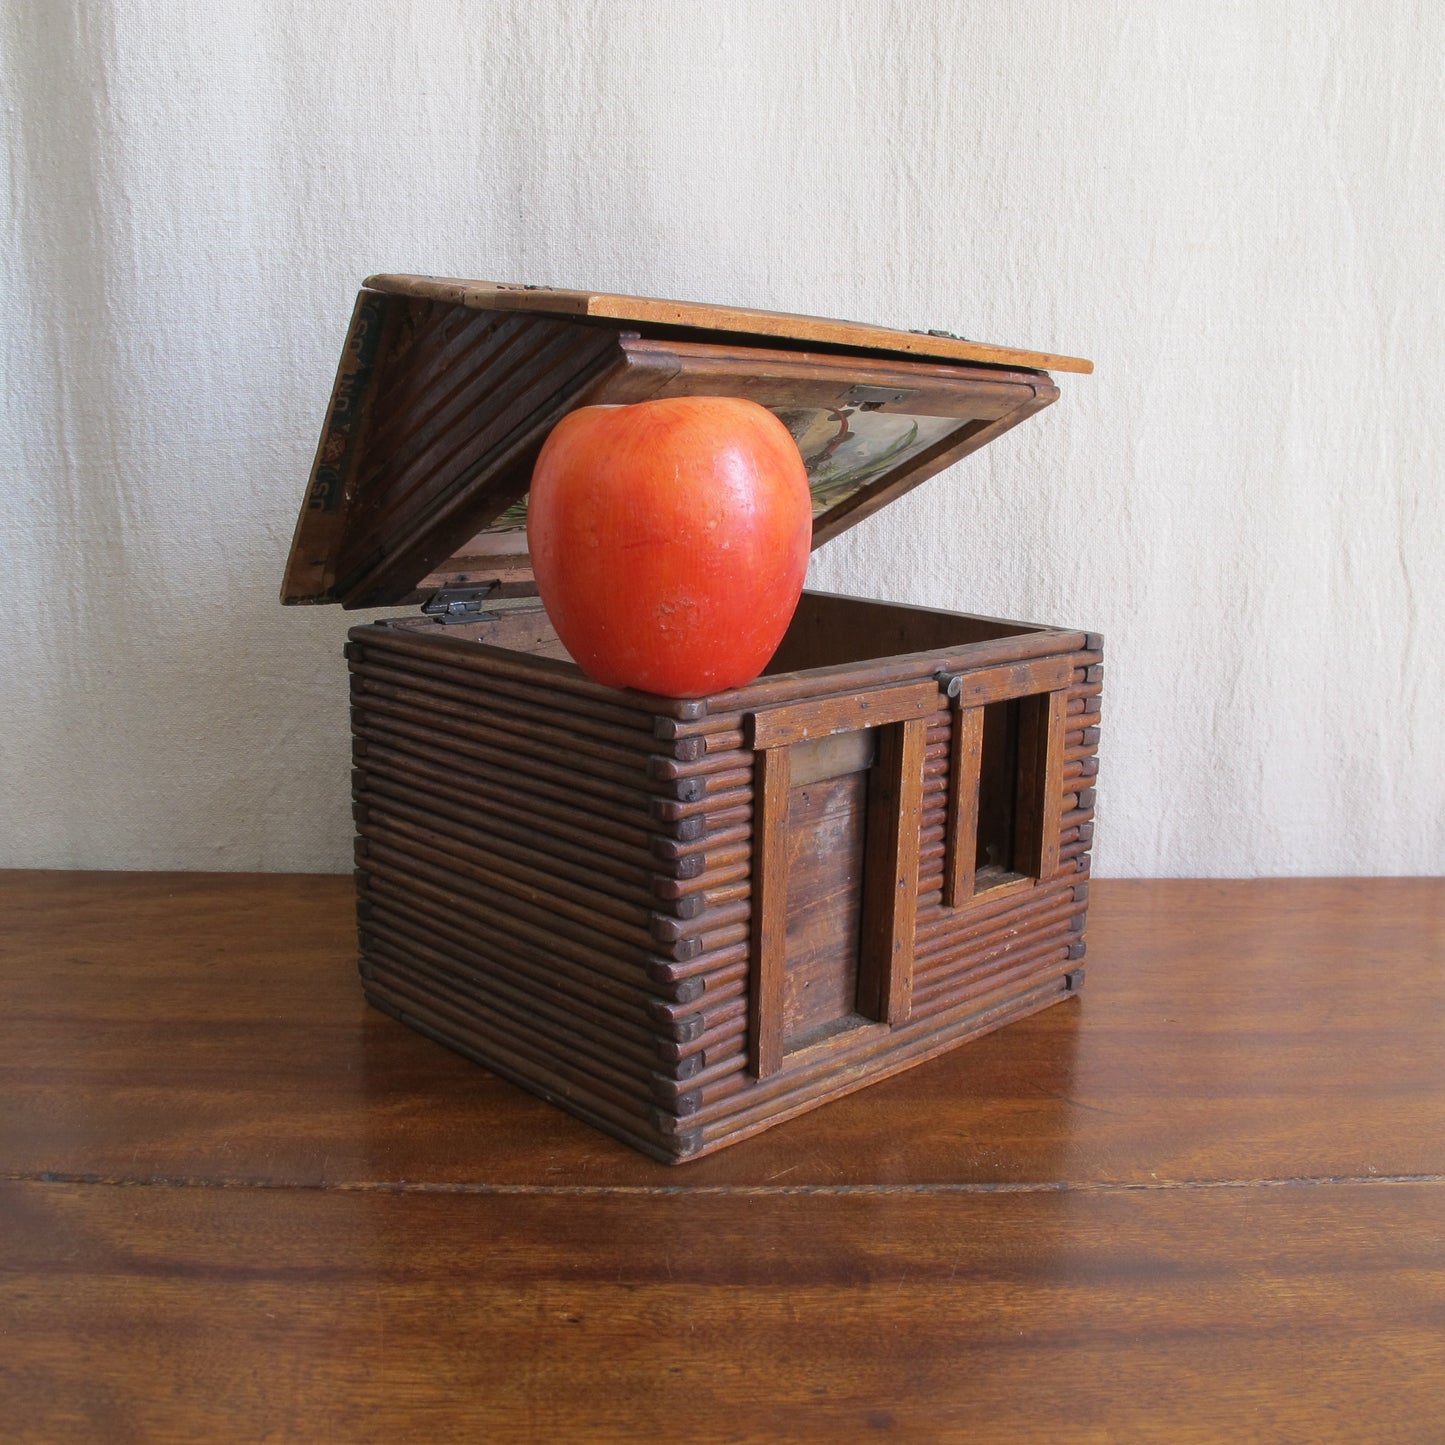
xmin=2 ymin=872 xmax=1441 ymax=1442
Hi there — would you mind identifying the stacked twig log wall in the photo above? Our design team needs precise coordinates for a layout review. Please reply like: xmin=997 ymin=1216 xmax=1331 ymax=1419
xmin=347 ymin=596 xmax=1101 ymax=1163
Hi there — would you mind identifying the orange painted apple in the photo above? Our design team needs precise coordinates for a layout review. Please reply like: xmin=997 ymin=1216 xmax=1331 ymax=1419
xmin=528 ymin=396 xmax=812 ymax=697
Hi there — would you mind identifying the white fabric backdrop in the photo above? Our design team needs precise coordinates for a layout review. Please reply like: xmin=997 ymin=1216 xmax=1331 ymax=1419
xmin=3 ymin=0 xmax=1441 ymax=875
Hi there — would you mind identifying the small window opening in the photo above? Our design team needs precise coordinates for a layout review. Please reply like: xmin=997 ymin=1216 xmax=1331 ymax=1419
xmin=944 ymin=684 xmax=1065 ymax=909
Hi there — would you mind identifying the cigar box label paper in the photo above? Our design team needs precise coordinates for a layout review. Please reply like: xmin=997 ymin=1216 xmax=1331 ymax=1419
xmin=774 ymin=406 xmax=962 ymax=515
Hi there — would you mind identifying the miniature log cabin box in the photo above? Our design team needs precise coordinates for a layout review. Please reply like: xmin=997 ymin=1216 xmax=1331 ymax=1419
xmin=282 ymin=275 xmax=1098 ymax=1163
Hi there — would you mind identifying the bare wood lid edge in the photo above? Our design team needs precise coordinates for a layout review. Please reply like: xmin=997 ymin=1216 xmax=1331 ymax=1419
xmin=363 ymin=274 xmax=1094 ymax=376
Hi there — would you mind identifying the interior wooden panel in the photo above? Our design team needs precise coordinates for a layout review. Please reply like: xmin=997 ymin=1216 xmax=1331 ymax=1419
xmin=1012 ymin=690 xmax=1069 ymax=882
xmin=384 ymin=594 xmax=1048 ymax=681
xmin=376 ymin=609 xmax=575 ymax=661
xmin=789 ymin=728 xmax=875 ymax=786
xmin=378 ymin=595 xmax=1063 ymax=690
xmin=976 ymin=698 xmax=1021 ymax=873
xmin=766 ymin=593 xmax=1040 ymax=673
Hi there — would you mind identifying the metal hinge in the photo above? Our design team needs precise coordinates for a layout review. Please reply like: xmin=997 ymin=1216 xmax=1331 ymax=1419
xmin=840 ymin=383 xmax=919 ymax=410
xmin=422 ymin=584 xmax=500 ymax=624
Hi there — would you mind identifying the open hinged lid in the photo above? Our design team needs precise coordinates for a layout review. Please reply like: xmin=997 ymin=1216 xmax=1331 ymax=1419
xmin=281 ymin=275 xmax=1092 ymax=609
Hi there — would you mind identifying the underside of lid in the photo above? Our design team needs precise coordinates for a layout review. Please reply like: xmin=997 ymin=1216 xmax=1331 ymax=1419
xmin=281 ymin=279 xmax=1086 ymax=609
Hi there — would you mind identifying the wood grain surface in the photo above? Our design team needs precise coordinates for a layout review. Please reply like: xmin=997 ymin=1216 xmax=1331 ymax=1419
xmin=361 ymin=273 xmax=1096 ymax=374
xmin=2 ymin=871 xmax=1442 ymax=1442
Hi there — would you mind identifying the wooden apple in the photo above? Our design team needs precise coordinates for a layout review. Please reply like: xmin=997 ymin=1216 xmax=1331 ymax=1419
xmin=528 ymin=396 xmax=812 ymax=697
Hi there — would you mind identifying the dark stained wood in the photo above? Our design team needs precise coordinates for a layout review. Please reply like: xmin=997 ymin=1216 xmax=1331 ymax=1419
xmin=975 ymin=696 xmax=1022 ymax=875
xmin=764 ymin=591 xmax=1051 ymax=676
xmin=748 ymin=745 xmax=791 ymax=1077
xmin=1 ymin=873 xmax=1442 ymax=1441
xmin=353 ymin=734 xmax=659 ymax=854
xmin=356 ymin=778 xmax=658 ymax=901
xmin=856 ymin=718 xmax=927 ymax=1024
xmin=699 ymin=623 xmax=1090 ymax=718
xmin=942 ymin=661 xmax=1076 ymax=907
xmin=15 ymin=1177 xmax=1439 ymax=1444
xmin=329 ymin=304 xmax=625 ymax=608
xmin=351 ymin=675 xmax=660 ymax=786
xmin=944 ymin=702 xmax=985 ymax=907
xmin=342 ymin=606 xmax=1094 ymax=1163
xmin=283 ymin=280 xmax=1082 ymax=607
xmin=350 ymin=620 xmax=706 ymax=719
xmin=360 ymin=900 xmax=665 ymax=1035
xmin=3 ymin=874 xmax=1440 ymax=1187
xmin=342 ymin=324 xmax=619 ymax=602
xmin=283 ymin=280 xmax=1098 ymax=1163
xmin=1014 ymin=687 xmax=1070 ymax=882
